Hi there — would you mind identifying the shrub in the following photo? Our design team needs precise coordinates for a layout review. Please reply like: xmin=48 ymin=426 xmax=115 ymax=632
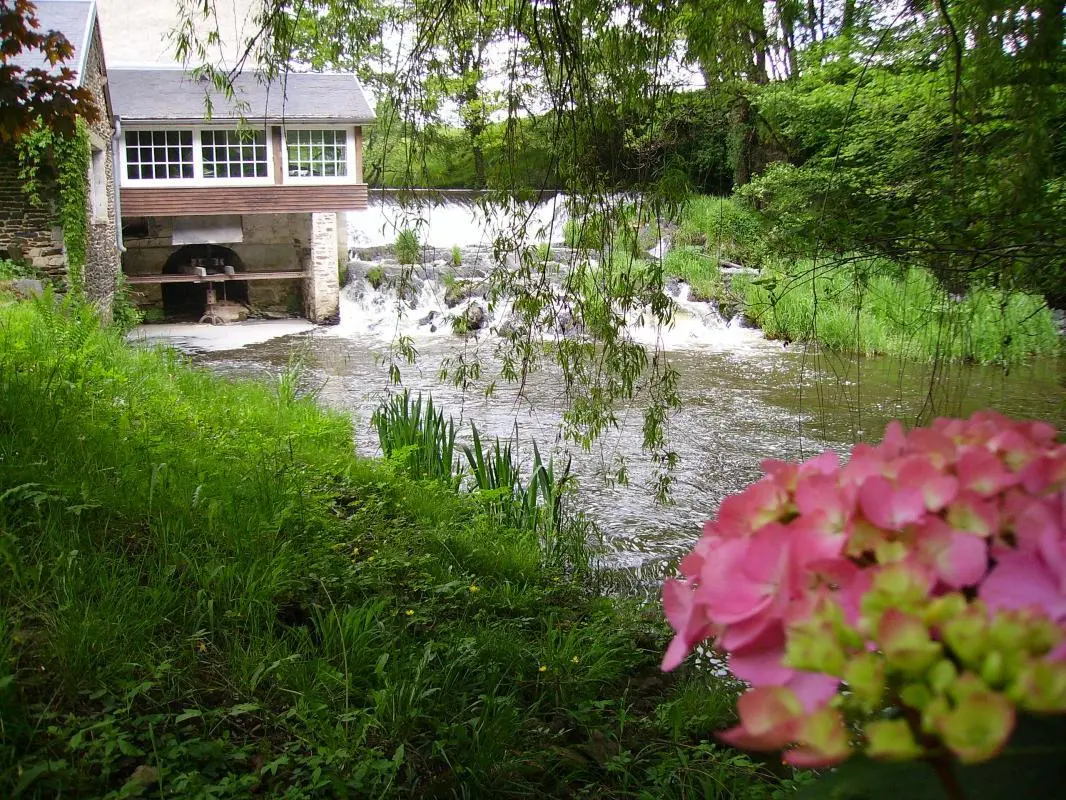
xmin=451 ymin=245 xmax=462 ymax=268
xmin=365 ymin=265 xmax=386 ymax=289
xmin=394 ymin=228 xmax=420 ymax=265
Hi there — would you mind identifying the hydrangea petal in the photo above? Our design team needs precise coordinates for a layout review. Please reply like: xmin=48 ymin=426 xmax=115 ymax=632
xmin=980 ymin=551 xmax=1066 ymax=622
xmin=859 ymin=476 xmax=926 ymax=531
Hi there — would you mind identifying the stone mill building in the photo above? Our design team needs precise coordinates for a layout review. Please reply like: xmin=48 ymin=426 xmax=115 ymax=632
xmin=2 ymin=0 xmax=374 ymax=324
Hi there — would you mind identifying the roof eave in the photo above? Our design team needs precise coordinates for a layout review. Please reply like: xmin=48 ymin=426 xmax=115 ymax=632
xmin=75 ymin=1 xmax=97 ymax=88
xmin=121 ymin=117 xmax=376 ymax=126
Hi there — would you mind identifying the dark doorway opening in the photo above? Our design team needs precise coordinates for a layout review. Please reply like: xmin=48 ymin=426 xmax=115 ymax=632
xmin=161 ymin=245 xmax=248 ymax=318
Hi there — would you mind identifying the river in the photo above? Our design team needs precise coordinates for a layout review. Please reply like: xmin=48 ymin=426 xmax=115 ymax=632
xmin=133 ymin=195 xmax=1066 ymax=579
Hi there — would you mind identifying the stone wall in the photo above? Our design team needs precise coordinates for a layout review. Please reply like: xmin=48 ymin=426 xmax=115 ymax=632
xmin=307 ymin=212 xmax=341 ymax=324
xmin=0 ymin=143 xmax=64 ymax=276
xmin=82 ymin=29 xmax=120 ymax=319
xmin=0 ymin=26 xmax=119 ymax=319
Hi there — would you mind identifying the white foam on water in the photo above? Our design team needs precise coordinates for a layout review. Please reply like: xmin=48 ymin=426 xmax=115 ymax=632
xmin=347 ymin=193 xmax=571 ymax=249
xmin=330 ymin=275 xmax=771 ymax=355
xmin=128 ymin=319 xmax=315 ymax=353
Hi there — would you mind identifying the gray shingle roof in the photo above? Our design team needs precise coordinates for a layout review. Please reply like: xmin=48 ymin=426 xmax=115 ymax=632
xmin=8 ymin=0 xmax=95 ymax=85
xmin=109 ymin=68 xmax=375 ymax=124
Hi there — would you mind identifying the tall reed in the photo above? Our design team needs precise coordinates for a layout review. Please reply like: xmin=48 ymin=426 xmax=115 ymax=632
xmin=372 ymin=389 xmax=459 ymax=484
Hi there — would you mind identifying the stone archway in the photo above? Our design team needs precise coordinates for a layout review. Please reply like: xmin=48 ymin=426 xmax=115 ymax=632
xmin=161 ymin=244 xmax=248 ymax=318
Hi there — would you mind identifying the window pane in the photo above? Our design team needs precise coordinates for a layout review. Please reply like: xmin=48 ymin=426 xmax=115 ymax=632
xmin=123 ymin=130 xmax=198 ymax=180
xmin=200 ymin=129 xmax=269 ymax=180
xmin=285 ymin=129 xmax=349 ymax=180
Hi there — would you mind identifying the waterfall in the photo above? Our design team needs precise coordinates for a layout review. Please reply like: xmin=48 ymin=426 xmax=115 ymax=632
xmin=338 ymin=191 xmax=764 ymax=352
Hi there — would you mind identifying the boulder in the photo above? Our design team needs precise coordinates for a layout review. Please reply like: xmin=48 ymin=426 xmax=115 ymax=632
xmin=445 ymin=280 xmax=473 ymax=308
xmin=463 ymin=302 xmax=487 ymax=332
xmin=12 ymin=278 xmax=45 ymax=299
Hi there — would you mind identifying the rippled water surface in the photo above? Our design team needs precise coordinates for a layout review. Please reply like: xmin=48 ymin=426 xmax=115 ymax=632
xmin=164 ymin=301 xmax=1065 ymax=577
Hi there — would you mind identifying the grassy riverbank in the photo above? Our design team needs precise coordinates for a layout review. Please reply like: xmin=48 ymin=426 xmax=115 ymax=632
xmin=0 ymin=296 xmax=786 ymax=798
xmin=663 ymin=197 xmax=1060 ymax=366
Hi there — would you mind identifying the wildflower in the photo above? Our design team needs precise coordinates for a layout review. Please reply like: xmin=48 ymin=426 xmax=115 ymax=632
xmin=405 ymin=609 xmax=415 ymax=616
xmin=196 ymin=641 xmax=208 ymax=653
xmin=663 ymin=411 xmax=1066 ymax=768
xmin=538 ymin=665 xmax=547 ymax=673
xmin=571 ymin=656 xmax=580 ymax=664
xmin=469 ymin=584 xmax=479 ymax=593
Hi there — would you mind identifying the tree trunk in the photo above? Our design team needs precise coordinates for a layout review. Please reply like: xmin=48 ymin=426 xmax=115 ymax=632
xmin=842 ymin=0 xmax=856 ymax=36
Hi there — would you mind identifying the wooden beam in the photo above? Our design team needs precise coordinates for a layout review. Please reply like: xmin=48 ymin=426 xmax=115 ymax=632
xmin=125 ymin=271 xmax=305 ymax=285
xmin=271 ymin=126 xmax=284 ymax=185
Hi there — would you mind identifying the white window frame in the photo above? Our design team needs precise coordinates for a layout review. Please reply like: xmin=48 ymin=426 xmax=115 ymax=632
xmin=119 ymin=125 xmax=275 ymax=188
xmin=121 ymin=128 xmax=196 ymax=184
xmin=88 ymin=145 xmax=108 ymax=223
xmin=281 ymin=125 xmax=357 ymax=185
xmin=199 ymin=128 xmax=272 ymax=182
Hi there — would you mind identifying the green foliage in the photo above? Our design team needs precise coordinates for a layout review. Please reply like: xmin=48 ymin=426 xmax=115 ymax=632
xmin=372 ymin=389 xmax=459 ymax=484
xmin=393 ymin=228 xmax=420 ymax=265
xmin=662 ymin=249 xmax=726 ymax=304
xmin=15 ymin=118 xmax=91 ymax=293
xmin=0 ymin=299 xmax=780 ymax=798
xmin=737 ymin=259 xmax=1061 ymax=366
xmin=0 ymin=258 xmax=39 ymax=281
xmin=450 ymin=244 xmax=462 ymax=267
xmin=564 ymin=204 xmax=644 ymax=256
xmin=365 ymin=265 xmax=386 ymax=289
xmin=365 ymin=104 xmax=563 ymax=189
xmin=109 ymin=273 xmax=143 ymax=333
xmin=791 ymin=715 xmax=1066 ymax=800
xmin=741 ymin=19 xmax=1066 ymax=302
xmin=674 ymin=196 xmax=766 ymax=267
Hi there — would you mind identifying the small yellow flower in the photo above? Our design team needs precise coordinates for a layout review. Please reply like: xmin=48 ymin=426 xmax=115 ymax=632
xmin=469 ymin=584 xmax=479 ymax=593
xmin=571 ymin=656 xmax=580 ymax=664
xmin=196 ymin=641 xmax=208 ymax=653
xmin=405 ymin=609 xmax=415 ymax=616
xmin=538 ymin=665 xmax=547 ymax=673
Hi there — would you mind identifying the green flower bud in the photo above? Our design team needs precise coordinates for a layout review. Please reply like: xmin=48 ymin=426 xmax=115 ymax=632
xmin=843 ymin=653 xmax=886 ymax=714
xmin=866 ymin=718 xmax=925 ymax=761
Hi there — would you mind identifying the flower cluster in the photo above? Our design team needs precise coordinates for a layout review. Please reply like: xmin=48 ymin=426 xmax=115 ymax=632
xmin=662 ymin=411 xmax=1066 ymax=767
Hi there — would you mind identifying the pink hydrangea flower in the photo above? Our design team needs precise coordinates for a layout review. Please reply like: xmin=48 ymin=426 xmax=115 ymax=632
xmin=663 ymin=411 xmax=1066 ymax=767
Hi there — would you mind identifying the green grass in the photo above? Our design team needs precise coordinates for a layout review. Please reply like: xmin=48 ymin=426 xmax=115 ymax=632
xmin=0 ymin=295 xmax=783 ymax=798
xmin=673 ymin=196 xmax=767 ymax=267
xmin=736 ymin=259 xmax=1061 ymax=365
xmin=662 ymin=248 xmax=726 ymax=303
xmin=394 ymin=228 xmax=420 ymax=266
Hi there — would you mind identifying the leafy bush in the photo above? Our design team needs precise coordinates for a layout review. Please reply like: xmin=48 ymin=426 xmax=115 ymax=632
xmin=394 ymin=228 xmax=420 ymax=265
xmin=450 ymin=245 xmax=462 ymax=267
